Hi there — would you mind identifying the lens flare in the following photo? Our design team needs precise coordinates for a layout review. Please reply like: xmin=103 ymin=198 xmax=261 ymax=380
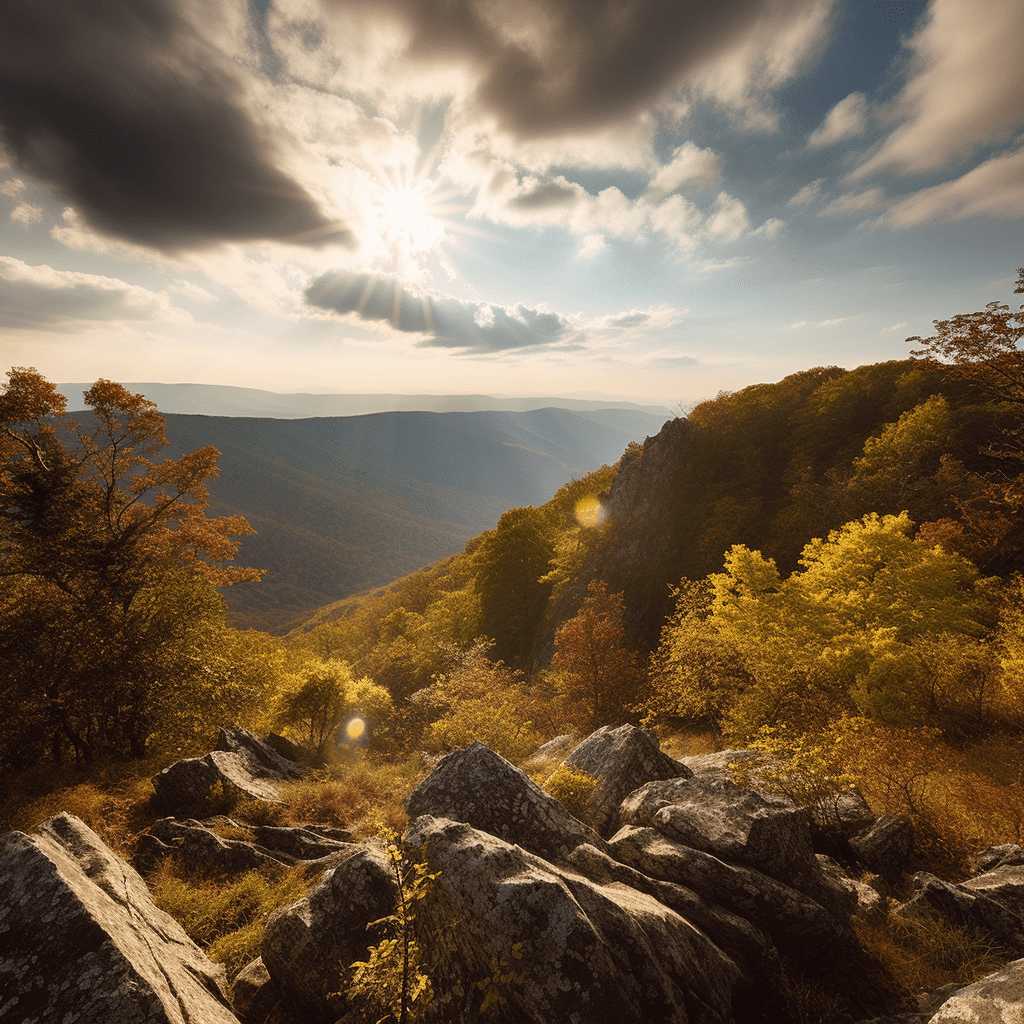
xmin=346 ymin=717 xmax=366 ymax=741
xmin=574 ymin=496 xmax=603 ymax=528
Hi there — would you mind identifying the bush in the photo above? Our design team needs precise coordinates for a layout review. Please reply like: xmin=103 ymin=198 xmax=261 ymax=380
xmin=542 ymin=765 xmax=597 ymax=825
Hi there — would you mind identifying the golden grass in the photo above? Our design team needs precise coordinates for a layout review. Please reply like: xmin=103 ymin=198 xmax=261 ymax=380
xmin=855 ymin=914 xmax=1009 ymax=995
xmin=149 ymin=860 xmax=312 ymax=979
xmin=280 ymin=753 xmax=430 ymax=838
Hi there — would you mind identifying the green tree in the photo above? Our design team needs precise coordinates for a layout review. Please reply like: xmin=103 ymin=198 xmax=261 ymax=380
xmin=551 ymin=579 xmax=644 ymax=730
xmin=473 ymin=506 xmax=554 ymax=669
xmin=0 ymin=368 xmax=262 ymax=765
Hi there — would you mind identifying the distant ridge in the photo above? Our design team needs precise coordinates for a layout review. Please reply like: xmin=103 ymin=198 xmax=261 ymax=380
xmin=56 ymin=382 xmax=672 ymax=420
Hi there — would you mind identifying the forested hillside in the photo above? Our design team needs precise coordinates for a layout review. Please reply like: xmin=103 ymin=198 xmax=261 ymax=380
xmin=158 ymin=406 xmax=666 ymax=630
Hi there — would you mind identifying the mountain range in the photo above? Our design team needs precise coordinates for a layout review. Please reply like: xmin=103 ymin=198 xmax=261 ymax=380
xmin=156 ymin=405 xmax=668 ymax=631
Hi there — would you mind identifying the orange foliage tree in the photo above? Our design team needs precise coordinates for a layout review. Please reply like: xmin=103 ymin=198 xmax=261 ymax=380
xmin=0 ymin=367 xmax=262 ymax=765
xmin=551 ymin=579 xmax=645 ymax=730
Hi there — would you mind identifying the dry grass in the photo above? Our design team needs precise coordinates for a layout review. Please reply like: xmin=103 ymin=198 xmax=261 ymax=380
xmin=656 ymin=724 xmax=725 ymax=759
xmin=0 ymin=753 xmax=168 ymax=856
xmin=148 ymin=859 xmax=312 ymax=979
xmin=855 ymin=914 xmax=1009 ymax=995
xmin=280 ymin=753 xmax=430 ymax=838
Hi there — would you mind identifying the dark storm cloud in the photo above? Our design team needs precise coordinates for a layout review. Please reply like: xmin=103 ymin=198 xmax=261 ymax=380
xmin=305 ymin=270 xmax=573 ymax=351
xmin=0 ymin=0 xmax=348 ymax=251
xmin=324 ymin=0 xmax=821 ymax=136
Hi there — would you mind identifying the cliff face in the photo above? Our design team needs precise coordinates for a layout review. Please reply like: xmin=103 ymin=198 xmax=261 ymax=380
xmin=589 ymin=416 xmax=697 ymax=646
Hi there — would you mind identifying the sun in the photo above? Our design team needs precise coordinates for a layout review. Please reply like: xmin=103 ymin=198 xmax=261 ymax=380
xmin=377 ymin=180 xmax=445 ymax=254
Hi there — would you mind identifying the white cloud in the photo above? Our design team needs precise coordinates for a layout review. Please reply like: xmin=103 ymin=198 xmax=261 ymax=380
xmin=882 ymin=322 xmax=909 ymax=333
xmin=10 ymin=202 xmax=41 ymax=226
xmin=878 ymin=146 xmax=1024 ymax=227
xmin=574 ymin=233 xmax=609 ymax=260
xmin=788 ymin=179 xmax=824 ymax=206
xmin=0 ymin=257 xmax=191 ymax=330
xmin=705 ymin=192 xmax=750 ymax=242
xmin=851 ymin=0 xmax=1024 ymax=178
xmin=647 ymin=142 xmax=721 ymax=195
xmin=820 ymin=186 xmax=887 ymax=216
xmin=808 ymin=93 xmax=868 ymax=148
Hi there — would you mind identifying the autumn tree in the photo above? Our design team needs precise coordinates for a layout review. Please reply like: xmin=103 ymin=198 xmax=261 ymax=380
xmin=0 ymin=367 xmax=262 ymax=766
xmin=551 ymin=579 xmax=644 ymax=729
xmin=908 ymin=268 xmax=1024 ymax=432
xmin=652 ymin=513 xmax=992 ymax=740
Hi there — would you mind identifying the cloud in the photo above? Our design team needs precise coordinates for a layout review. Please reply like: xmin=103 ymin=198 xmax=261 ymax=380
xmin=647 ymin=142 xmax=721 ymax=195
xmin=508 ymin=181 xmax=580 ymax=211
xmin=0 ymin=256 xmax=189 ymax=330
xmin=787 ymin=178 xmax=824 ymax=206
xmin=705 ymin=192 xmax=751 ymax=241
xmin=316 ymin=0 xmax=835 ymax=137
xmin=820 ymin=186 xmax=887 ymax=216
xmin=851 ymin=0 xmax=1024 ymax=178
xmin=882 ymin=322 xmax=909 ymax=333
xmin=305 ymin=270 xmax=575 ymax=351
xmin=808 ymin=92 xmax=868 ymax=148
xmin=877 ymin=146 xmax=1024 ymax=227
xmin=0 ymin=0 xmax=349 ymax=251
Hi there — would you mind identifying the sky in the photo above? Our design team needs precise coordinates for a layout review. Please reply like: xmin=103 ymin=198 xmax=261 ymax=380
xmin=0 ymin=0 xmax=1022 ymax=408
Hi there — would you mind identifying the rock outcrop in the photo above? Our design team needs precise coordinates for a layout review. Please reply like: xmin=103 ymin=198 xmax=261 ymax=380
xmin=405 ymin=739 xmax=608 ymax=863
xmin=151 ymin=727 xmax=309 ymax=816
xmin=928 ymin=956 xmax=1024 ymax=1021
xmin=562 ymin=723 xmax=690 ymax=836
xmin=133 ymin=816 xmax=356 ymax=876
xmin=260 ymin=842 xmax=399 ymax=1022
xmin=405 ymin=814 xmax=742 ymax=1024
xmin=0 ymin=813 xmax=240 ymax=1024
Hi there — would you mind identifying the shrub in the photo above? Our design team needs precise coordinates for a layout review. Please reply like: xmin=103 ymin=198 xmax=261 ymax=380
xmin=543 ymin=765 xmax=597 ymax=825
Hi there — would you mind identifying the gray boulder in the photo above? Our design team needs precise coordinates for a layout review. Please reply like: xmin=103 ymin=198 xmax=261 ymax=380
xmin=405 ymin=740 xmax=608 ymax=863
xmin=133 ymin=817 xmax=358 ymax=876
xmin=231 ymin=957 xmax=279 ymax=1024
xmin=151 ymin=728 xmax=309 ymax=816
xmin=681 ymin=749 xmax=764 ymax=780
xmin=260 ymin=842 xmax=399 ymax=1022
xmin=850 ymin=814 xmax=914 ymax=880
xmin=0 ymin=812 xmax=239 ymax=1024
xmin=618 ymin=774 xmax=852 ymax=916
xmin=963 ymin=861 xmax=1024 ymax=922
xmin=971 ymin=843 xmax=1024 ymax=874
xmin=929 ymin=956 xmax=1024 ymax=1021
xmin=562 ymin=724 xmax=691 ymax=836
xmin=608 ymin=824 xmax=856 ymax=964
xmin=896 ymin=871 xmax=1024 ymax=954
xmin=405 ymin=814 xmax=741 ymax=1024
xmin=216 ymin=725 xmax=309 ymax=780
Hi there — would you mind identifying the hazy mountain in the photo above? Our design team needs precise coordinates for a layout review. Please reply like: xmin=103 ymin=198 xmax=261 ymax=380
xmin=57 ymin=381 xmax=673 ymax=419
xmin=159 ymin=406 xmax=668 ymax=631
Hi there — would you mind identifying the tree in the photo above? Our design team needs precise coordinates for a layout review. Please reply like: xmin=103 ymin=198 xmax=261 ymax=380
xmin=652 ymin=512 xmax=992 ymax=740
xmin=271 ymin=657 xmax=393 ymax=754
xmin=0 ymin=367 xmax=263 ymax=765
xmin=551 ymin=579 xmax=644 ymax=729
xmin=908 ymin=269 xmax=1024 ymax=447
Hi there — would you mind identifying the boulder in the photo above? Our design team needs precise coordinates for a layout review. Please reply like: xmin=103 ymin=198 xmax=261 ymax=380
xmin=681 ymin=749 xmax=764 ymax=780
xmin=406 ymin=814 xmax=741 ymax=1024
xmin=850 ymin=814 xmax=914 ymax=881
xmin=231 ymin=957 xmax=279 ymax=1024
xmin=895 ymin=871 xmax=1024 ymax=954
xmin=971 ymin=843 xmax=1024 ymax=875
xmin=562 ymin=724 xmax=690 ymax=837
xmin=216 ymin=725 xmax=309 ymax=780
xmin=618 ymin=774 xmax=851 ymax=916
xmin=929 ymin=956 xmax=1024 ymax=1022
xmin=260 ymin=842 xmax=399 ymax=1022
xmin=522 ymin=733 xmax=579 ymax=770
xmin=151 ymin=728 xmax=309 ymax=817
xmin=405 ymin=740 xmax=608 ymax=863
xmin=0 ymin=812 xmax=239 ymax=1024
xmin=963 ymin=861 xmax=1024 ymax=920
xmin=133 ymin=817 xmax=359 ymax=877
xmin=266 ymin=731 xmax=326 ymax=768
xmin=608 ymin=824 xmax=856 ymax=964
